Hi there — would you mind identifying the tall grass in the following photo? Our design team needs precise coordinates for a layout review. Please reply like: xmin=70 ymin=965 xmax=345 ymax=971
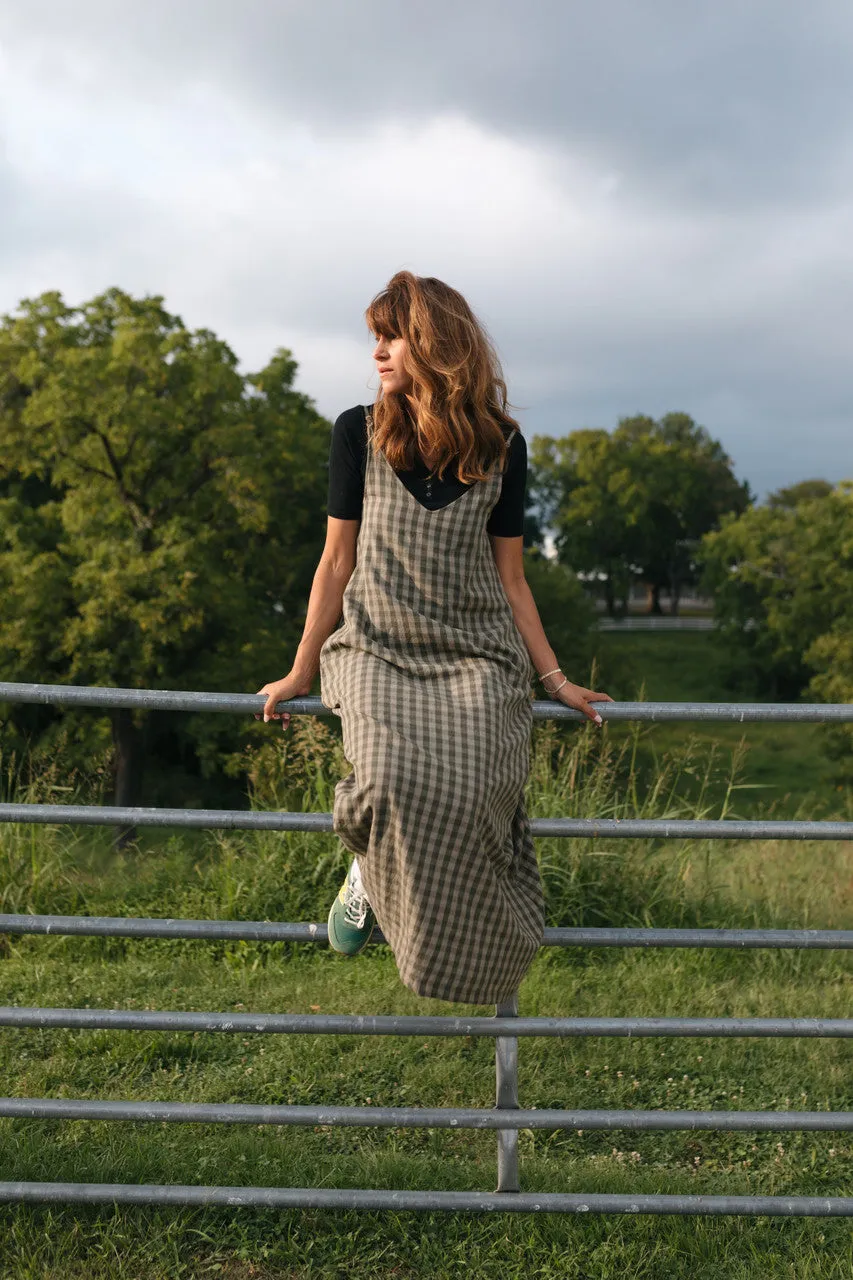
xmin=1 ymin=717 xmax=846 ymax=935
xmin=2 ymin=722 xmax=853 ymax=1277
xmin=0 ymin=747 xmax=103 ymax=916
xmin=528 ymin=718 xmax=750 ymax=928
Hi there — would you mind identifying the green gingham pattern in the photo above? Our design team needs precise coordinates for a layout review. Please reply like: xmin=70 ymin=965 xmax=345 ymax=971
xmin=319 ymin=406 xmax=544 ymax=1005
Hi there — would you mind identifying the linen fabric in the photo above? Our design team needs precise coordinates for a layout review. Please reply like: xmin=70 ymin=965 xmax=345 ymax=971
xmin=319 ymin=405 xmax=544 ymax=1004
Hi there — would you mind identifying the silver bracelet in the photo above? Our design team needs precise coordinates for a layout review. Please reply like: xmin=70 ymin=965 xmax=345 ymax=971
xmin=538 ymin=667 xmax=562 ymax=683
xmin=545 ymin=675 xmax=568 ymax=696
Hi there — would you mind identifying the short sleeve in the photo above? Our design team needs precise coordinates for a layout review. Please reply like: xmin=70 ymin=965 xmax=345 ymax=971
xmin=327 ymin=405 xmax=368 ymax=520
xmin=486 ymin=430 xmax=527 ymax=537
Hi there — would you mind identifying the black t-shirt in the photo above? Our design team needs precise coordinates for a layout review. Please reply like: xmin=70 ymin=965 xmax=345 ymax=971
xmin=326 ymin=404 xmax=527 ymax=537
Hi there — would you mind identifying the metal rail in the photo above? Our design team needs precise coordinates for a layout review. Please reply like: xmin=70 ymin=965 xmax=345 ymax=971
xmin=3 ymin=914 xmax=853 ymax=949
xmin=2 ymin=802 xmax=851 ymax=840
xmin=3 ymin=1097 xmax=853 ymax=1132
xmin=1 ymin=1184 xmax=851 ymax=1215
xmin=0 ymin=680 xmax=852 ymax=1216
xmin=3 ymin=1007 xmax=853 ymax=1038
xmin=2 ymin=801 xmax=853 ymax=841
xmin=2 ymin=681 xmax=853 ymax=722
xmin=495 ymin=996 xmax=520 ymax=1192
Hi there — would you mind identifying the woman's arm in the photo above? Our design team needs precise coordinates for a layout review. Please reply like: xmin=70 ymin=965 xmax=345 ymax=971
xmin=257 ymin=516 xmax=359 ymax=726
xmin=489 ymin=533 xmax=612 ymax=725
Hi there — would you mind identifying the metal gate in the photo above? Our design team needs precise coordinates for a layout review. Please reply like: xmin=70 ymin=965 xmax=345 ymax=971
xmin=1 ymin=681 xmax=852 ymax=1216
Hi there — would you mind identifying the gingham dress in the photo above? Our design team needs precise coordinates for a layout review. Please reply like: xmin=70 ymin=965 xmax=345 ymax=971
xmin=318 ymin=406 xmax=544 ymax=1005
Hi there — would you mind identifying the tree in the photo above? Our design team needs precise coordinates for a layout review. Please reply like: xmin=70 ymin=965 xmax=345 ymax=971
xmin=528 ymin=429 xmax=637 ymax=616
xmin=529 ymin=413 xmax=749 ymax=615
xmin=699 ymin=483 xmax=853 ymax=772
xmin=618 ymin=413 xmax=751 ymax=614
xmin=0 ymin=288 xmax=331 ymax=841
xmin=767 ymin=479 xmax=833 ymax=509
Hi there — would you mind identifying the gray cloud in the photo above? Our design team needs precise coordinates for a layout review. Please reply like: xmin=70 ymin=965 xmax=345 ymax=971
xmin=0 ymin=0 xmax=851 ymax=497
xmin=5 ymin=0 xmax=853 ymax=208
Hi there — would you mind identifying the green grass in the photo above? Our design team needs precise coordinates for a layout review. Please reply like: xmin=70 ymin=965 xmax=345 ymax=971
xmin=2 ymin=714 xmax=853 ymax=1276
xmin=594 ymin=631 xmax=733 ymax=704
xmin=593 ymin=632 xmax=848 ymax=817
xmin=3 ymin=944 xmax=853 ymax=1277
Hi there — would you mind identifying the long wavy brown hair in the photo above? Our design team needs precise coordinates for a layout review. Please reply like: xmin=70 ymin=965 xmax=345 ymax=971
xmin=365 ymin=271 xmax=521 ymax=485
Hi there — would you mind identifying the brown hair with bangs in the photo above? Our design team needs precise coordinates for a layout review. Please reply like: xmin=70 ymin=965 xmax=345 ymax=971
xmin=365 ymin=271 xmax=520 ymax=486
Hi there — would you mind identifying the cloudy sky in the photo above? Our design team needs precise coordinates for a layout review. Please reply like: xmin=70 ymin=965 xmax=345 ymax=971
xmin=1 ymin=1 xmax=851 ymax=498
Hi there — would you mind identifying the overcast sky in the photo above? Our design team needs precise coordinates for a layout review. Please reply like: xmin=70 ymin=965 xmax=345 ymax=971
xmin=1 ymin=1 xmax=851 ymax=498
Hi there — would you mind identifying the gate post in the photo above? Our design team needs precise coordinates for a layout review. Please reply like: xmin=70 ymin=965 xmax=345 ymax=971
xmin=495 ymin=994 xmax=520 ymax=1192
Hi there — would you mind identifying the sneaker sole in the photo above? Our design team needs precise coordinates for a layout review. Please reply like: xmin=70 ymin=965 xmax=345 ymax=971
xmin=327 ymin=906 xmax=376 ymax=956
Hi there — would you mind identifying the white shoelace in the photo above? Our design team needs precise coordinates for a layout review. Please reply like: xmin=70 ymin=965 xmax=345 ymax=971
xmin=343 ymin=860 xmax=371 ymax=929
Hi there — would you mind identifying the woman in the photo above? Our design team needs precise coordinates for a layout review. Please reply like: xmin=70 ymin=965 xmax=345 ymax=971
xmin=258 ymin=271 xmax=611 ymax=1006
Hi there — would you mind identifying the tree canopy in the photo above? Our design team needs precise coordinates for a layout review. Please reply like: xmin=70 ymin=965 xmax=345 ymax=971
xmin=700 ymin=482 xmax=853 ymax=773
xmin=0 ymin=288 xmax=331 ymax=823
xmin=529 ymin=412 xmax=751 ymax=614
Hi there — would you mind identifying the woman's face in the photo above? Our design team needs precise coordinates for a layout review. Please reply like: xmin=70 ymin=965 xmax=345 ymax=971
xmin=372 ymin=331 xmax=413 ymax=397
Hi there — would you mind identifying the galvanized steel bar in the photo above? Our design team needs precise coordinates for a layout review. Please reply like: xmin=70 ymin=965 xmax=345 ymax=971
xmin=0 ymin=683 xmax=281 ymax=716
xmin=495 ymin=996 xmax=520 ymax=1192
xmin=530 ymin=818 xmax=853 ymax=840
xmin=1 ymin=1182 xmax=852 ymax=1215
xmin=0 ymin=803 xmax=331 ymax=832
xmin=3 ymin=1006 xmax=853 ymax=1037
xmin=1 ymin=682 xmax=852 ymax=723
xmin=4 ymin=914 xmax=853 ymax=951
xmin=481 ymin=697 xmax=853 ymax=724
xmin=0 ymin=913 xmax=334 ymax=943
xmin=2 ymin=678 xmax=852 ymax=1217
xmin=543 ymin=926 xmax=853 ymax=948
xmin=1 ymin=803 xmax=851 ymax=841
xmin=3 ymin=1097 xmax=853 ymax=1131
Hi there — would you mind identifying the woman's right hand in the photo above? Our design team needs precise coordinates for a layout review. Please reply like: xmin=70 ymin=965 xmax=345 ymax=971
xmin=255 ymin=672 xmax=313 ymax=732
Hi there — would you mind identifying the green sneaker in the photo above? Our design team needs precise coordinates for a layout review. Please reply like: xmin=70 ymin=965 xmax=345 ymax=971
xmin=327 ymin=859 xmax=375 ymax=955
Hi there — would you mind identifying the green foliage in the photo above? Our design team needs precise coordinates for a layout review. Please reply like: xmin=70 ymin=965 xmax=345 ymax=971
xmin=521 ymin=546 xmax=597 ymax=682
xmin=530 ymin=426 xmax=635 ymax=612
xmin=767 ymin=478 xmax=834 ymax=509
xmin=0 ymin=288 xmax=332 ymax=799
xmin=529 ymin=412 xmax=750 ymax=614
xmin=700 ymin=481 xmax=853 ymax=773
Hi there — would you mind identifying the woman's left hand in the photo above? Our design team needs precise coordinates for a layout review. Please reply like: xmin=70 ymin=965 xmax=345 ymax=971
xmin=549 ymin=680 xmax=614 ymax=726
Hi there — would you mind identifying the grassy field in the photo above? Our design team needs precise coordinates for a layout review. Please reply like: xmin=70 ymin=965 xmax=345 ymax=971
xmin=592 ymin=632 xmax=848 ymax=817
xmin=1 ymin=640 xmax=852 ymax=1277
